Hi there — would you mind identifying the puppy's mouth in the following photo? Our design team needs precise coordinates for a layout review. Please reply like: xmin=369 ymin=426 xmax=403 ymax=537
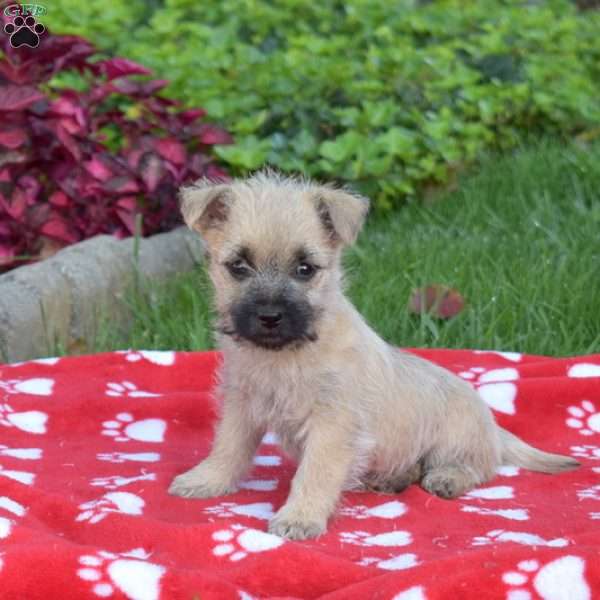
xmin=246 ymin=330 xmax=318 ymax=351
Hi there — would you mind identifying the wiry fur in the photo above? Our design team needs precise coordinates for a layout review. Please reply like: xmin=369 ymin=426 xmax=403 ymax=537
xmin=170 ymin=171 xmax=579 ymax=540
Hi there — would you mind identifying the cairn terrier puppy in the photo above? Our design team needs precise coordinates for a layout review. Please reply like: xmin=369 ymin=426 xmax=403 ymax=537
xmin=169 ymin=172 xmax=578 ymax=540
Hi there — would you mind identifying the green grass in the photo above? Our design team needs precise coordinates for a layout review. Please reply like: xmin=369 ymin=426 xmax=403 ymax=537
xmin=85 ymin=139 xmax=600 ymax=357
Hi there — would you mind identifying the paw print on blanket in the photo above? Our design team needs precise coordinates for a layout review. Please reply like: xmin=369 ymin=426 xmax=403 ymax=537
xmin=567 ymin=363 xmax=600 ymax=378
xmin=96 ymin=451 xmax=160 ymax=464
xmin=90 ymin=472 xmax=156 ymax=490
xmin=340 ymin=530 xmax=412 ymax=547
xmin=0 ymin=377 xmax=54 ymax=396
xmin=339 ymin=500 xmax=407 ymax=520
xmin=570 ymin=444 xmax=600 ymax=459
xmin=204 ymin=502 xmax=274 ymax=521
xmin=0 ymin=444 xmax=42 ymax=460
xmin=0 ymin=464 xmax=35 ymax=485
xmin=472 ymin=529 xmax=569 ymax=548
xmin=116 ymin=350 xmax=175 ymax=366
xmin=576 ymin=484 xmax=600 ymax=501
xmin=565 ymin=400 xmax=600 ymax=436
xmin=4 ymin=14 xmax=45 ymax=48
xmin=458 ymin=367 xmax=519 ymax=415
xmin=0 ymin=496 xmax=26 ymax=540
xmin=101 ymin=413 xmax=166 ymax=443
xmin=0 ymin=402 xmax=47 ymax=434
xmin=461 ymin=485 xmax=530 ymax=521
xmin=502 ymin=556 xmax=590 ymax=600
xmin=105 ymin=381 xmax=160 ymax=398
xmin=359 ymin=553 xmax=420 ymax=571
xmin=211 ymin=524 xmax=284 ymax=561
xmin=76 ymin=492 xmax=144 ymax=524
xmin=77 ymin=548 xmax=165 ymax=599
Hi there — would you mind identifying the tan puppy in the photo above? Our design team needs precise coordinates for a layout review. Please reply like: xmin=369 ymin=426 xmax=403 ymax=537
xmin=169 ymin=171 xmax=578 ymax=540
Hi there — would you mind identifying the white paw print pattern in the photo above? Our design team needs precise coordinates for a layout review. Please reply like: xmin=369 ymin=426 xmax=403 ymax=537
xmin=590 ymin=512 xmax=600 ymax=520
xmin=576 ymin=484 xmax=600 ymax=501
xmin=105 ymin=381 xmax=160 ymax=398
xmin=0 ymin=402 xmax=48 ymax=434
xmin=567 ymin=363 xmax=600 ymax=378
xmin=90 ymin=472 xmax=156 ymax=490
xmin=97 ymin=452 xmax=160 ymax=464
xmin=77 ymin=548 xmax=165 ymax=600
xmin=0 ymin=377 xmax=54 ymax=396
xmin=461 ymin=484 xmax=529 ymax=521
xmin=239 ymin=478 xmax=278 ymax=492
xmin=340 ymin=530 xmax=412 ymax=548
xmin=0 ymin=464 xmax=35 ymax=485
xmin=358 ymin=553 xmax=420 ymax=571
xmin=204 ymin=502 xmax=274 ymax=521
xmin=339 ymin=500 xmax=407 ymax=520
xmin=472 ymin=529 xmax=569 ymax=548
xmin=101 ymin=413 xmax=166 ymax=443
xmin=0 ymin=444 xmax=42 ymax=460
xmin=76 ymin=492 xmax=144 ymax=524
xmin=252 ymin=455 xmax=281 ymax=467
xmin=462 ymin=506 xmax=529 ymax=521
xmin=117 ymin=350 xmax=175 ymax=366
xmin=459 ymin=367 xmax=519 ymax=415
xmin=6 ymin=357 xmax=60 ymax=368
xmin=570 ymin=445 xmax=600 ymax=459
xmin=566 ymin=401 xmax=600 ymax=436
xmin=0 ymin=496 xmax=26 ymax=540
xmin=474 ymin=350 xmax=522 ymax=363
xmin=211 ymin=524 xmax=283 ymax=561
xmin=502 ymin=556 xmax=590 ymax=600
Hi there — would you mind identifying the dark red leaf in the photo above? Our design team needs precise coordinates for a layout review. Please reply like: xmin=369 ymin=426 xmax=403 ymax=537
xmin=48 ymin=190 xmax=70 ymax=207
xmin=408 ymin=285 xmax=466 ymax=320
xmin=104 ymin=176 xmax=140 ymax=194
xmin=197 ymin=124 xmax=234 ymax=145
xmin=139 ymin=152 xmax=165 ymax=192
xmin=155 ymin=138 xmax=186 ymax=166
xmin=0 ymin=128 xmax=27 ymax=149
xmin=91 ymin=58 xmax=152 ymax=81
xmin=40 ymin=217 xmax=76 ymax=242
xmin=179 ymin=108 xmax=206 ymax=123
xmin=0 ymin=85 xmax=44 ymax=111
xmin=83 ymin=157 xmax=113 ymax=182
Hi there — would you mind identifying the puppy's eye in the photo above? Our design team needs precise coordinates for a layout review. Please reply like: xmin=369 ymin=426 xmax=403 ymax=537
xmin=226 ymin=259 xmax=251 ymax=279
xmin=294 ymin=262 xmax=317 ymax=281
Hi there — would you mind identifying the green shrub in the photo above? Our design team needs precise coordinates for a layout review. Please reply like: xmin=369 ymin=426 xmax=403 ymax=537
xmin=47 ymin=0 xmax=600 ymax=209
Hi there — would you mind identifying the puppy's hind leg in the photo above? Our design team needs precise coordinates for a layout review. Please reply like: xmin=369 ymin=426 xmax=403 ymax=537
xmin=420 ymin=464 xmax=480 ymax=499
xmin=362 ymin=461 xmax=423 ymax=495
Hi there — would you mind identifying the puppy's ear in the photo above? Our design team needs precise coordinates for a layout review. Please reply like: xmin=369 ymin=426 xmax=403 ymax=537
xmin=314 ymin=187 xmax=370 ymax=246
xmin=179 ymin=180 xmax=232 ymax=235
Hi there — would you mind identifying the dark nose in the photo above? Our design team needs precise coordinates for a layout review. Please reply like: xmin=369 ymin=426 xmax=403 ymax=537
xmin=257 ymin=307 xmax=283 ymax=330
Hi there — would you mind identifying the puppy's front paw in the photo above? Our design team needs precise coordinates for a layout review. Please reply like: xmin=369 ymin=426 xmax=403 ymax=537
xmin=268 ymin=511 xmax=326 ymax=540
xmin=168 ymin=464 xmax=236 ymax=499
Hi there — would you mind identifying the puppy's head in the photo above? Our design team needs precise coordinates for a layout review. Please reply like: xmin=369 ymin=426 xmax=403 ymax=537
xmin=180 ymin=171 xmax=369 ymax=351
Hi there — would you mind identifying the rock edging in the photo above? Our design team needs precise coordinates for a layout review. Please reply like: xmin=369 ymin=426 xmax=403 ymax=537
xmin=0 ymin=227 xmax=204 ymax=363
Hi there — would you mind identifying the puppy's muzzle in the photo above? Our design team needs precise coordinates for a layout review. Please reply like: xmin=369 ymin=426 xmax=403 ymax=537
xmin=257 ymin=305 xmax=283 ymax=331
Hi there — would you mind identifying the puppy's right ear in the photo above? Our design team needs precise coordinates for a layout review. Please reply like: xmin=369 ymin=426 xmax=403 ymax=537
xmin=179 ymin=180 xmax=232 ymax=235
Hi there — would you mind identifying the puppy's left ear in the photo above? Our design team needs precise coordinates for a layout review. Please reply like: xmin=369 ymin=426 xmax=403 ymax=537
xmin=314 ymin=187 xmax=370 ymax=246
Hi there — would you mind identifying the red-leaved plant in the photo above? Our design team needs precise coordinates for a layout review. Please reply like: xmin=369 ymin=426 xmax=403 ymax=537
xmin=0 ymin=14 xmax=232 ymax=271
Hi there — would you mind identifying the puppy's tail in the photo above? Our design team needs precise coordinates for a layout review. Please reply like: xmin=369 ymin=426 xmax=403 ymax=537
xmin=498 ymin=427 xmax=580 ymax=473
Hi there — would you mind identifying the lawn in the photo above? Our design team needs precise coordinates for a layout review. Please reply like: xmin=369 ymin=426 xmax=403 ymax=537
xmin=86 ymin=139 xmax=600 ymax=357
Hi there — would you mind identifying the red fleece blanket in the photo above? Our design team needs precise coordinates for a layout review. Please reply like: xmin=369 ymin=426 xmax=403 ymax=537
xmin=0 ymin=349 xmax=599 ymax=600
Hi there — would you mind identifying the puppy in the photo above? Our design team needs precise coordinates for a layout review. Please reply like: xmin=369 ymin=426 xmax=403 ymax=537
xmin=169 ymin=171 xmax=578 ymax=540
